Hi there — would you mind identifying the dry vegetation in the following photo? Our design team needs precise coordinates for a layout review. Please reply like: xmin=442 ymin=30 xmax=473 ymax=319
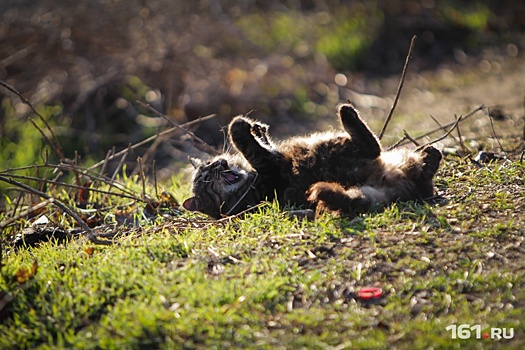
xmin=1 ymin=1 xmax=525 ymax=349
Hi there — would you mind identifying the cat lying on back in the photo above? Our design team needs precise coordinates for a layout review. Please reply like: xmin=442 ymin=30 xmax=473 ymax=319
xmin=183 ymin=103 xmax=442 ymax=219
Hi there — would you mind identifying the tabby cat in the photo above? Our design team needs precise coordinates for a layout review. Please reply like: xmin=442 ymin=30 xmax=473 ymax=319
xmin=183 ymin=103 xmax=442 ymax=219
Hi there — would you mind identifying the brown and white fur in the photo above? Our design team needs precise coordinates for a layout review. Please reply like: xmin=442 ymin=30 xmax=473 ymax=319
xmin=183 ymin=103 xmax=442 ymax=219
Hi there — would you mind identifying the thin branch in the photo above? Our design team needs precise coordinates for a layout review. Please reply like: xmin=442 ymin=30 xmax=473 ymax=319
xmin=153 ymin=160 xmax=159 ymax=199
xmin=403 ymin=130 xmax=420 ymax=146
xmin=99 ymin=149 xmax=112 ymax=178
xmin=0 ymin=175 xmax=113 ymax=245
xmin=428 ymin=113 xmax=461 ymax=146
xmin=0 ymin=172 xmax=142 ymax=201
xmin=389 ymin=105 xmax=484 ymax=150
xmin=0 ymin=80 xmax=65 ymax=161
xmin=87 ymin=112 xmax=218 ymax=171
xmin=1 ymin=163 xmax=141 ymax=202
xmin=131 ymin=132 xmax=163 ymax=176
xmin=0 ymin=200 xmax=52 ymax=230
xmin=58 ymin=162 xmax=139 ymax=198
xmin=111 ymin=144 xmax=131 ymax=182
xmin=137 ymin=100 xmax=220 ymax=155
xmin=487 ymin=107 xmax=506 ymax=154
xmin=523 ymin=96 xmax=525 ymax=141
xmin=11 ymin=192 xmax=25 ymax=223
xmin=387 ymin=136 xmax=408 ymax=150
xmin=137 ymin=157 xmax=147 ymax=200
xmin=225 ymin=173 xmax=258 ymax=216
xmin=454 ymin=115 xmax=470 ymax=155
xmin=27 ymin=118 xmax=64 ymax=162
xmin=416 ymin=114 xmax=463 ymax=151
xmin=378 ymin=35 xmax=417 ymax=140
xmin=428 ymin=114 xmax=447 ymax=133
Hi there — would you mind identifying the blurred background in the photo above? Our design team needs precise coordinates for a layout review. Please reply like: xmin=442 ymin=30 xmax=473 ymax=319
xmin=1 ymin=0 xmax=524 ymax=180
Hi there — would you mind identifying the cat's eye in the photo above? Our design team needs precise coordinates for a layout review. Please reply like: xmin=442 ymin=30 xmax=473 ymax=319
xmin=210 ymin=159 xmax=228 ymax=169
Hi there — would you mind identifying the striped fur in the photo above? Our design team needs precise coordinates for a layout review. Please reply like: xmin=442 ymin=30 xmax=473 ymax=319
xmin=183 ymin=103 xmax=442 ymax=219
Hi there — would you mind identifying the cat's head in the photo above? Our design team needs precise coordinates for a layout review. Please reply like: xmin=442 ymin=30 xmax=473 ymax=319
xmin=182 ymin=154 xmax=259 ymax=218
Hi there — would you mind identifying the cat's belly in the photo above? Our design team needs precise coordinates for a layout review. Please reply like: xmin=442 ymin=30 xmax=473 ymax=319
xmin=279 ymin=157 xmax=378 ymax=207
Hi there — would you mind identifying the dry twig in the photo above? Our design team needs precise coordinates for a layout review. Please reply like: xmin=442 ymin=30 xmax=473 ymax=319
xmin=378 ymin=35 xmax=417 ymax=140
xmin=389 ymin=105 xmax=484 ymax=150
xmin=137 ymin=100 xmax=220 ymax=156
xmin=0 ymin=80 xmax=65 ymax=161
xmin=224 ymin=173 xmax=259 ymax=216
xmin=111 ymin=144 xmax=131 ymax=182
xmin=523 ymin=96 xmax=525 ymax=141
xmin=0 ymin=200 xmax=52 ymax=230
xmin=153 ymin=160 xmax=159 ymax=199
xmin=403 ymin=130 xmax=420 ymax=146
xmin=87 ymin=112 xmax=218 ymax=171
xmin=137 ymin=157 xmax=147 ymax=200
xmin=0 ymin=172 xmax=142 ymax=201
xmin=0 ymin=175 xmax=113 ymax=245
xmin=0 ymin=163 xmax=143 ymax=209
xmin=416 ymin=114 xmax=464 ymax=151
xmin=487 ymin=106 xmax=506 ymax=154
xmin=454 ymin=115 xmax=470 ymax=155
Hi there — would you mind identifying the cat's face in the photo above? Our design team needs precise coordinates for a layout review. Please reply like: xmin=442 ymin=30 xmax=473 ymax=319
xmin=183 ymin=155 xmax=254 ymax=218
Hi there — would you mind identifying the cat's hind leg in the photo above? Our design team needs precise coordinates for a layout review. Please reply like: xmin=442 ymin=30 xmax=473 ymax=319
xmin=420 ymin=146 xmax=442 ymax=178
xmin=413 ymin=146 xmax=442 ymax=198
xmin=307 ymin=181 xmax=387 ymax=216
xmin=338 ymin=103 xmax=381 ymax=159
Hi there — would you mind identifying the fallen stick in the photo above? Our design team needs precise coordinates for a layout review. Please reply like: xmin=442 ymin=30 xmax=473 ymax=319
xmin=0 ymin=175 xmax=113 ymax=245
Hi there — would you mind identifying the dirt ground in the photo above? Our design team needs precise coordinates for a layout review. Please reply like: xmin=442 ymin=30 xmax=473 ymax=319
xmin=342 ymin=53 xmax=525 ymax=150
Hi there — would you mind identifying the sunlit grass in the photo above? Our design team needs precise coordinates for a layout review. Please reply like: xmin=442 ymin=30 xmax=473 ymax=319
xmin=1 ymin=155 xmax=524 ymax=349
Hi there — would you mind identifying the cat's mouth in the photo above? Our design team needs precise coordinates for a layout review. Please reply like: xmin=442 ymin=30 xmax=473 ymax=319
xmin=220 ymin=170 xmax=241 ymax=184
xmin=207 ymin=159 xmax=243 ymax=185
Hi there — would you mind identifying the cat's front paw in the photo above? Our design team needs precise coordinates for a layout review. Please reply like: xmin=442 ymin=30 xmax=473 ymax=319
xmin=251 ymin=121 xmax=269 ymax=138
xmin=229 ymin=116 xmax=253 ymax=137
xmin=251 ymin=121 xmax=272 ymax=146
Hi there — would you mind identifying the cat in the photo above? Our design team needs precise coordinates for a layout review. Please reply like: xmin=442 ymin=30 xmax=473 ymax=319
xmin=183 ymin=103 xmax=442 ymax=219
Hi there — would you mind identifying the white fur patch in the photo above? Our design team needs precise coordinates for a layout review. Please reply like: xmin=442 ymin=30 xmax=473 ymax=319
xmin=360 ymin=186 xmax=389 ymax=205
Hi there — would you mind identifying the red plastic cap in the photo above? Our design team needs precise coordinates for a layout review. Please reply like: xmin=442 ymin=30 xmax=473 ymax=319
xmin=357 ymin=287 xmax=383 ymax=300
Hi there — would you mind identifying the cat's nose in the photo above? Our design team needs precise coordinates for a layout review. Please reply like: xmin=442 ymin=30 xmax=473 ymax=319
xmin=211 ymin=159 xmax=228 ymax=169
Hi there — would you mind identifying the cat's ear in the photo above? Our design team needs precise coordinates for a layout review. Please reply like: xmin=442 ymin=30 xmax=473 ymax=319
xmin=182 ymin=197 xmax=201 ymax=211
xmin=188 ymin=157 xmax=202 ymax=169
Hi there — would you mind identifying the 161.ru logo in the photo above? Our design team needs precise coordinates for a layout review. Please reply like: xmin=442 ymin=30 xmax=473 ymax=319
xmin=446 ymin=324 xmax=514 ymax=340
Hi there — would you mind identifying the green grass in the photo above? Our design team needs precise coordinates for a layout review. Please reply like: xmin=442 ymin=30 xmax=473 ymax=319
xmin=1 ymin=155 xmax=525 ymax=349
xmin=234 ymin=5 xmax=382 ymax=72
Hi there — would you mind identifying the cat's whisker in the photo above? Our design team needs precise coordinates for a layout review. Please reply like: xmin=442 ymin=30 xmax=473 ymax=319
xmin=223 ymin=142 xmax=233 ymax=154
xmin=225 ymin=172 xmax=258 ymax=216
